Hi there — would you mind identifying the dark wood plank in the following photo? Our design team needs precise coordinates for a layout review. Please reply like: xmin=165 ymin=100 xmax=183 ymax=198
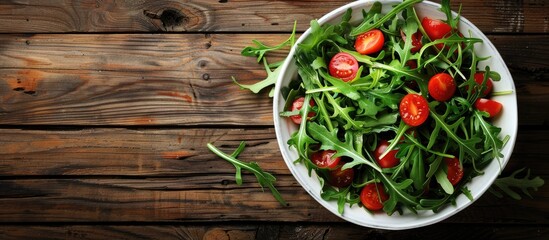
xmin=0 ymin=0 xmax=347 ymax=33
xmin=0 ymin=33 xmax=286 ymax=126
xmin=0 ymin=224 xmax=547 ymax=240
xmin=0 ymin=176 xmax=546 ymax=224
xmin=0 ymin=128 xmax=547 ymax=224
xmin=0 ymin=177 xmax=336 ymax=223
xmin=0 ymin=0 xmax=546 ymax=33
xmin=0 ymin=34 xmax=547 ymax=126
xmin=0 ymin=128 xmax=547 ymax=177
xmin=0 ymin=128 xmax=289 ymax=176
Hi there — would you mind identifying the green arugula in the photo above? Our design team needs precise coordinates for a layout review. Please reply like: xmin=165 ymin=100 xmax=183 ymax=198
xmin=378 ymin=173 xmax=419 ymax=215
xmin=307 ymin=122 xmax=381 ymax=172
xmin=350 ymin=0 xmax=423 ymax=36
xmin=212 ymin=0 xmax=543 ymax=216
xmin=233 ymin=21 xmax=297 ymax=96
xmin=429 ymin=104 xmax=482 ymax=159
xmin=207 ymin=142 xmax=287 ymax=206
xmin=241 ymin=21 xmax=297 ymax=63
xmin=440 ymin=0 xmax=461 ymax=30
xmin=233 ymin=58 xmax=281 ymax=97
xmin=472 ymin=110 xmax=505 ymax=163
xmin=489 ymin=168 xmax=545 ymax=200
xmin=321 ymin=184 xmax=360 ymax=214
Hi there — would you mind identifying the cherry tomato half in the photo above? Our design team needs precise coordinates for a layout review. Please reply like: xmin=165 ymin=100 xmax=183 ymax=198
xmin=328 ymin=52 xmax=359 ymax=82
xmin=360 ymin=183 xmax=389 ymax=211
xmin=290 ymin=97 xmax=316 ymax=124
xmin=399 ymin=94 xmax=429 ymax=127
xmin=401 ymin=30 xmax=423 ymax=53
xmin=354 ymin=29 xmax=385 ymax=55
xmin=374 ymin=140 xmax=400 ymax=168
xmin=428 ymin=73 xmax=456 ymax=102
xmin=311 ymin=150 xmax=341 ymax=169
xmin=328 ymin=165 xmax=355 ymax=188
xmin=421 ymin=17 xmax=453 ymax=40
xmin=473 ymin=72 xmax=494 ymax=97
xmin=474 ymin=98 xmax=503 ymax=118
xmin=444 ymin=157 xmax=464 ymax=186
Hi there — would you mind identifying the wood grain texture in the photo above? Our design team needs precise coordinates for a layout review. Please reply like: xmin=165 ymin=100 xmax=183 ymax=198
xmin=0 ymin=0 xmax=546 ymax=237
xmin=0 ymin=224 xmax=547 ymax=240
xmin=0 ymin=128 xmax=547 ymax=177
xmin=0 ymin=128 xmax=547 ymax=224
xmin=0 ymin=0 xmax=547 ymax=33
xmin=0 ymin=128 xmax=287 ymax=176
xmin=0 ymin=34 xmax=547 ymax=126
xmin=0 ymin=176 xmax=547 ymax=224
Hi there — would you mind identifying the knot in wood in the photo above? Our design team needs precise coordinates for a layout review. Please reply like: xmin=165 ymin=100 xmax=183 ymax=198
xmin=143 ymin=2 xmax=211 ymax=32
xmin=159 ymin=9 xmax=188 ymax=29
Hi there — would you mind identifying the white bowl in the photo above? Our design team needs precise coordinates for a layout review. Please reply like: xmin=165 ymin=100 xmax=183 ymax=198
xmin=273 ymin=0 xmax=517 ymax=230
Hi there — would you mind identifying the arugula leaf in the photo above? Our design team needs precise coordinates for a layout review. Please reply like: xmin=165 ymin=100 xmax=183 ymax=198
xmin=365 ymin=88 xmax=403 ymax=110
xmin=473 ymin=110 xmax=505 ymax=163
xmin=307 ymin=122 xmax=381 ymax=172
xmin=378 ymin=173 xmax=419 ymax=215
xmin=418 ymin=194 xmax=452 ymax=213
xmin=362 ymin=112 xmax=398 ymax=128
xmin=230 ymin=141 xmax=247 ymax=185
xmin=241 ymin=21 xmax=297 ymax=62
xmin=233 ymin=58 xmax=282 ymax=97
xmin=490 ymin=168 xmax=545 ymax=200
xmin=233 ymin=21 xmax=297 ymax=96
xmin=409 ymin=148 xmax=426 ymax=191
xmin=207 ymin=142 xmax=287 ymax=206
xmin=429 ymin=105 xmax=482 ymax=159
xmin=287 ymin=94 xmax=318 ymax=166
xmin=393 ymin=13 xmax=420 ymax=67
xmin=324 ymin=93 xmax=365 ymax=130
xmin=318 ymin=68 xmax=362 ymax=100
xmin=435 ymin=165 xmax=454 ymax=194
xmin=321 ymin=185 xmax=360 ymax=214
xmin=440 ymin=0 xmax=461 ymax=30
xmin=351 ymin=0 xmax=423 ymax=36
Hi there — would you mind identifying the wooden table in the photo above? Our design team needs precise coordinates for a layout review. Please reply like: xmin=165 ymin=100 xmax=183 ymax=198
xmin=0 ymin=0 xmax=547 ymax=239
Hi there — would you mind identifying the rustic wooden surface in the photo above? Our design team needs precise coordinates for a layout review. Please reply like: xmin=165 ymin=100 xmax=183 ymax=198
xmin=0 ymin=0 xmax=547 ymax=239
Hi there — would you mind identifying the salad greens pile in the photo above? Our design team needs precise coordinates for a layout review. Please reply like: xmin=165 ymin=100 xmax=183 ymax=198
xmin=208 ymin=0 xmax=544 ymax=214
xmin=280 ymin=0 xmax=508 ymax=215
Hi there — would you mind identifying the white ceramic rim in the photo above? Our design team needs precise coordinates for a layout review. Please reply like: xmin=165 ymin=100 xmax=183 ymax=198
xmin=273 ymin=0 xmax=517 ymax=230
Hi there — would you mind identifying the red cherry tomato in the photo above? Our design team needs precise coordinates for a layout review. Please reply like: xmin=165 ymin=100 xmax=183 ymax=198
xmin=290 ymin=97 xmax=316 ymax=124
xmin=328 ymin=52 xmax=359 ymax=82
xmin=428 ymin=73 xmax=456 ymax=102
xmin=444 ymin=157 xmax=464 ymax=186
xmin=374 ymin=140 xmax=400 ymax=168
xmin=311 ymin=150 xmax=341 ymax=169
xmin=360 ymin=183 xmax=389 ymax=211
xmin=354 ymin=29 xmax=385 ymax=55
xmin=401 ymin=30 xmax=423 ymax=53
xmin=474 ymin=98 xmax=503 ymax=118
xmin=473 ymin=72 xmax=494 ymax=96
xmin=406 ymin=60 xmax=418 ymax=69
xmin=399 ymin=94 xmax=429 ymax=127
xmin=328 ymin=165 xmax=355 ymax=188
xmin=421 ymin=17 xmax=453 ymax=40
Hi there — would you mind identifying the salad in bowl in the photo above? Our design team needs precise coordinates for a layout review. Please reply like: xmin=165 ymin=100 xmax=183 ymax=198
xmin=273 ymin=0 xmax=517 ymax=230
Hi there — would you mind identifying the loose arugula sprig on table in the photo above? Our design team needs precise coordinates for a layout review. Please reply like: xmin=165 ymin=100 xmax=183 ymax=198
xmin=206 ymin=0 xmax=543 ymax=213
xmin=232 ymin=21 xmax=297 ymax=97
xmin=489 ymin=168 xmax=545 ymax=200
xmin=207 ymin=142 xmax=287 ymax=206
